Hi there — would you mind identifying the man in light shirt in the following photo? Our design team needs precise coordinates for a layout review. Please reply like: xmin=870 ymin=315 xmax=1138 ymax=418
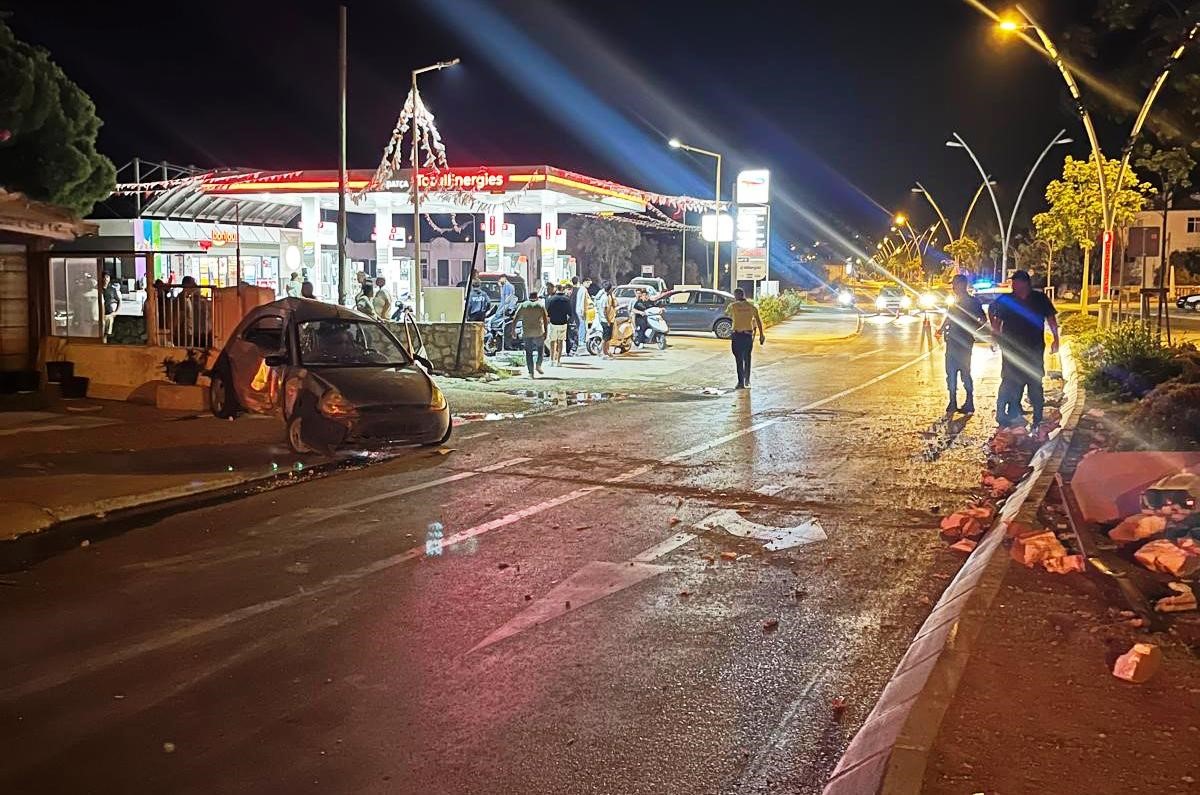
xmin=724 ymin=288 xmax=765 ymax=389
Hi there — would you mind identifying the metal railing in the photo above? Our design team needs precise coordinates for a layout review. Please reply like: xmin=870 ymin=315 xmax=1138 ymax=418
xmin=144 ymin=285 xmax=221 ymax=349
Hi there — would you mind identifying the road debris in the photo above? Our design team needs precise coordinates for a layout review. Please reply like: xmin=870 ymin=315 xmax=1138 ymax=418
xmin=1010 ymin=530 xmax=1068 ymax=567
xmin=948 ymin=538 xmax=978 ymax=554
xmin=1134 ymin=539 xmax=1200 ymax=577
xmin=1155 ymin=582 xmax=1197 ymax=613
xmin=1112 ymin=642 xmax=1162 ymax=683
xmin=762 ymin=618 xmax=779 ymax=632
xmin=720 ymin=551 xmax=739 ymax=561
xmin=1109 ymin=513 xmax=1168 ymax=545
xmin=830 ymin=696 xmax=847 ymax=715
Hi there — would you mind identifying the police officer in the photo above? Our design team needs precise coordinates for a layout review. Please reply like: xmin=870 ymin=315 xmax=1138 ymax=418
xmin=937 ymin=274 xmax=987 ymax=415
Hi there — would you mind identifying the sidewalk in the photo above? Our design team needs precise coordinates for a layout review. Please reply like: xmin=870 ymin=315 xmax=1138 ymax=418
xmin=924 ymin=409 xmax=1200 ymax=793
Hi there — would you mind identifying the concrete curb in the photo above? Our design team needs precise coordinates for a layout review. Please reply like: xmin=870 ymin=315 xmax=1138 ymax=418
xmin=0 ymin=454 xmax=361 ymax=573
xmin=823 ymin=344 xmax=1086 ymax=795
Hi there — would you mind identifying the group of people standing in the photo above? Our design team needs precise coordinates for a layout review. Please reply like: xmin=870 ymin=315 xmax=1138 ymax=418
xmin=938 ymin=269 xmax=1059 ymax=429
xmin=505 ymin=276 xmax=659 ymax=379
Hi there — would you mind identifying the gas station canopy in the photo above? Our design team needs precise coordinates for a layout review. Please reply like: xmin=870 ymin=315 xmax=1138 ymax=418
xmin=199 ymin=165 xmax=649 ymax=216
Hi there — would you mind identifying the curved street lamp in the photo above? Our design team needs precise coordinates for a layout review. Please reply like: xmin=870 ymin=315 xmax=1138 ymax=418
xmin=669 ymin=137 xmax=723 ymax=290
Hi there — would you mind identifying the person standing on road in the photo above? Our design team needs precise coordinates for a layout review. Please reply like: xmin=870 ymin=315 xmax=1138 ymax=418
xmin=595 ymin=282 xmax=617 ymax=358
xmin=937 ymin=274 xmax=987 ymax=415
xmin=989 ymin=270 xmax=1059 ymax=428
xmin=373 ymin=276 xmax=393 ymax=320
xmin=514 ymin=290 xmax=549 ymax=378
xmin=575 ymin=277 xmax=594 ymax=354
xmin=355 ymin=282 xmax=378 ymax=317
xmin=632 ymin=288 xmax=651 ymax=346
xmin=725 ymin=288 xmax=764 ymax=389
xmin=285 ymin=271 xmax=303 ymax=298
xmin=544 ymin=283 xmax=572 ymax=367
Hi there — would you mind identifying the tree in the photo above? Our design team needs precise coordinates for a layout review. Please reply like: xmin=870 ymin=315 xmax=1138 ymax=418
xmin=1034 ymin=154 xmax=1151 ymax=306
xmin=1134 ymin=144 xmax=1194 ymax=291
xmin=943 ymin=236 xmax=982 ymax=273
xmin=0 ymin=19 xmax=115 ymax=215
xmin=564 ymin=217 xmax=640 ymax=285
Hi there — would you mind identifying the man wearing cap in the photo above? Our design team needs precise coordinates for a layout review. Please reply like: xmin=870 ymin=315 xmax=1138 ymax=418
xmin=989 ymin=270 xmax=1059 ymax=428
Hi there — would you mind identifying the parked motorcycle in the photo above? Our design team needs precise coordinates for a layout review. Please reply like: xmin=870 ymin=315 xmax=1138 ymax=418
xmin=483 ymin=306 xmax=514 ymax=356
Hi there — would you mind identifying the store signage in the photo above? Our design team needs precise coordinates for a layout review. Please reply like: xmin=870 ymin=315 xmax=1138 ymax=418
xmin=735 ymin=205 xmax=769 ymax=281
xmin=540 ymin=222 xmax=567 ymax=251
xmin=416 ymin=168 xmax=509 ymax=193
xmin=735 ymin=169 xmax=770 ymax=205
xmin=211 ymin=228 xmax=237 ymax=245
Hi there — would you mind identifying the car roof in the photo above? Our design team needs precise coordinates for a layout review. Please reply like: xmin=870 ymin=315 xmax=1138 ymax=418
xmin=659 ymin=288 xmax=733 ymax=298
xmin=248 ymin=297 xmax=372 ymax=324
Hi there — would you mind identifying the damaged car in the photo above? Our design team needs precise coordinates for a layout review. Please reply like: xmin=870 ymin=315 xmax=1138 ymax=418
xmin=208 ymin=298 xmax=451 ymax=453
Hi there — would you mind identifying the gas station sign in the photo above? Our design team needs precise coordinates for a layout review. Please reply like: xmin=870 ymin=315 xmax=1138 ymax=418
xmin=735 ymin=205 xmax=769 ymax=281
xmin=415 ymin=168 xmax=509 ymax=193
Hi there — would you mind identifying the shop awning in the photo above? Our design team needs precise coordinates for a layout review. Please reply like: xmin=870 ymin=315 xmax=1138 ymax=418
xmin=0 ymin=189 xmax=97 ymax=240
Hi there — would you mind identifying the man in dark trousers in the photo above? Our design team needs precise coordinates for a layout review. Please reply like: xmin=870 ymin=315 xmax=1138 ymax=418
xmin=544 ymin=283 xmax=572 ymax=367
xmin=937 ymin=274 xmax=987 ymax=415
xmin=724 ymin=288 xmax=765 ymax=389
xmin=989 ymin=270 xmax=1059 ymax=428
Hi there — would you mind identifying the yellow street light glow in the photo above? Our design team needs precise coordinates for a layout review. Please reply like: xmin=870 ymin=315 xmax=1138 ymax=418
xmin=894 ymin=214 xmax=907 ymax=224
xmin=998 ymin=18 xmax=1020 ymax=32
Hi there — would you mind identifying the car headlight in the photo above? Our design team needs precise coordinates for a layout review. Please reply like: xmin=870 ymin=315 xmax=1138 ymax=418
xmin=875 ymin=297 xmax=888 ymax=310
xmin=429 ymin=385 xmax=447 ymax=411
xmin=900 ymin=295 xmax=913 ymax=309
xmin=919 ymin=293 xmax=937 ymax=309
xmin=838 ymin=290 xmax=854 ymax=306
xmin=318 ymin=388 xmax=358 ymax=418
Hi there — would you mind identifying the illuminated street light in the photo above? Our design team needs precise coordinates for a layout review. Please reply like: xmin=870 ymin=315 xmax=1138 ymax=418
xmin=997 ymin=18 xmax=1022 ymax=33
xmin=668 ymin=137 xmax=724 ymax=289
xmin=411 ymin=57 xmax=460 ymax=319
xmin=893 ymin=214 xmax=907 ymax=225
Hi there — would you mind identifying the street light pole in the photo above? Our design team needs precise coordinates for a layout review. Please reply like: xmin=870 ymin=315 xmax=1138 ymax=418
xmin=337 ymin=4 xmax=349 ymax=306
xmin=410 ymin=58 xmax=460 ymax=321
xmin=910 ymin=183 xmax=955 ymax=244
xmin=669 ymin=138 xmax=723 ymax=291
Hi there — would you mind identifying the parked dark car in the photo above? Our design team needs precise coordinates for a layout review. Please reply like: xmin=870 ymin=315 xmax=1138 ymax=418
xmin=1176 ymin=293 xmax=1200 ymax=312
xmin=208 ymin=298 xmax=451 ymax=454
xmin=654 ymin=288 xmax=736 ymax=338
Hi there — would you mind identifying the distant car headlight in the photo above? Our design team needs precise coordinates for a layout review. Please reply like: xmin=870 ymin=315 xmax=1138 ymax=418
xmin=875 ymin=297 xmax=888 ymax=310
xmin=319 ymin=388 xmax=358 ymax=418
xmin=900 ymin=295 xmax=913 ymax=309
xmin=429 ymin=385 xmax=447 ymax=411
xmin=838 ymin=290 xmax=855 ymax=306
xmin=945 ymin=295 xmax=957 ymax=306
xmin=919 ymin=292 xmax=937 ymax=309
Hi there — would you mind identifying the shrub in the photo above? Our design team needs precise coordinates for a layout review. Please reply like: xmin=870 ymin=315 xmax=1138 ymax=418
xmin=1058 ymin=312 xmax=1097 ymax=336
xmin=1075 ymin=321 xmax=1182 ymax=400
xmin=756 ymin=291 xmax=808 ymax=327
xmin=1130 ymin=382 xmax=1200 ymax=446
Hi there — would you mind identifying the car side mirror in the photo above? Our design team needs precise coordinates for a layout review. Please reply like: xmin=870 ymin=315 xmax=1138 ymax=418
xmin=414 ymin=355 xmax=434 ymax=372
xmin=264 ymin=354 xmax=288 ymax=367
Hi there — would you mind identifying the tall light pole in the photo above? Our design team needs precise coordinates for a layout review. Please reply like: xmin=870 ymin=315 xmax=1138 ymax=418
xmin=337 ymin=5 xmax=349 ymax=306
xmin=411 ymin=58 xmax=460 ymax=320
xmin=997 ymin=5 xmax=1200 ymax=323
xmin=946 ymin=130 xmax=1071 ymax=280
xmin=911 ymin=177 xmax=998 ymax=244
xmin=669 ymin=138 xmax=723 ymax=291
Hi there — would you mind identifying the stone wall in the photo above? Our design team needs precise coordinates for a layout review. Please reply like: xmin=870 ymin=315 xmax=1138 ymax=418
xmin=39 ymin=337 xmax=202 ymax=401
xmin=386 ymin=321 xmax=484 ymax=376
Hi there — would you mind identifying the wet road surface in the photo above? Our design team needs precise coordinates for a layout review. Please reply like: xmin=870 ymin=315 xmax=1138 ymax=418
xmin=1 ymin=312 xmax=1003 ymax=794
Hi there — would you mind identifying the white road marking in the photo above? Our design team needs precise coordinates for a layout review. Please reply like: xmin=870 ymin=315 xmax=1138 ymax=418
xmin=735 ymin=668 xmax=827 ymax=789
xmin=338 ymin=457 xmax=530 ymax=511
xmin=694 ymin=509 xmax=827 ymax=551
xmin=631 ymin=532 xmax=698 ymax=562
xmin=7 ymin=351 xmax=935 ymax=698
xmin=849 ymin=347 xmax=885 ymax=361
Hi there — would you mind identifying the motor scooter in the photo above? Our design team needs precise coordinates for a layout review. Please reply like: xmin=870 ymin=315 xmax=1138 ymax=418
xmin=638 ymin=306 xmax=670 ymax=350
xmin=608 ymin=307 xmax=636 ymax=354
xmin=483 ymin=306 xmax=514 ymax=356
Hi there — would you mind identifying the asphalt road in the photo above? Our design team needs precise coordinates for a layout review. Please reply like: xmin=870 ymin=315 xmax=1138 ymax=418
xmin=0 ymin=311 xmax=1004 ymax=795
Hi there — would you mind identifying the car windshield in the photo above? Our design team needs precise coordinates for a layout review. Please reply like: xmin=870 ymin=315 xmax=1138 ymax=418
xmin=880 ymin=288 xmax=903 ymax=297
xmin=297 ymin=319 xmax=411 ymax=366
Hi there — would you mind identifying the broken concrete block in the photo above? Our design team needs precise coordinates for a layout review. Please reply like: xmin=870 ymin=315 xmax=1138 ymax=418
xmin=1043 ymin=555 xmax=1086 ymax=574
xmin=989 ymin=477 xmax=1015 ymax=499
xmin=1112 ymin=643 xmax=1162 ymax=683
xmin=1011 ymin=530 xmax=1068 ymax=567
xmin=1134 ymin=539 xmax=1200 ymax=577
xmin=948 ymin=538 xmax=978 ymax=554
xmin=1109 ymin=513 xmax=1168 ymax=545
xmin=1155 ymin=582 xmax=1197 ymax=613
xmin=964 ymin=504 xmax=996 ymax=521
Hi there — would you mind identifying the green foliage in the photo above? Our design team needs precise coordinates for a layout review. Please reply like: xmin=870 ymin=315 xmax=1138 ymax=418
xmin=1134 ymin=144 xmax=1194 ymax=195
xmin=755 ymin=291 xmax=808 ymax=327
xmin=1075 ymin=320 xmax=1182 ymax=400
xmin=1036 ymin=154 xmax=1151 ymax=255
xmin=0 ymin=20 xmax=115 ymax=215
xmin=564 ymin=217 xmax=641 ymax=286
xmin=1170 ymin=248 xmax=1200 ymax=278
xmin=1058 ymin=311 xmax=1098 ymax=336
xmin=1130 ymin=382 xmax=1200 ymax=447
xmin=943 ymin=236 xmax=981 ymax=269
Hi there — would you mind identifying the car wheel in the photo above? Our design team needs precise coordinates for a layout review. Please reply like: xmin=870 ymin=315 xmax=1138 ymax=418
xmin=209 ymin=363 xmax=238 ymax=419
xmin=286 ymin=414 xmax=313 ymax=454
xmin=713 ymin=319 xmax=734 ymax=339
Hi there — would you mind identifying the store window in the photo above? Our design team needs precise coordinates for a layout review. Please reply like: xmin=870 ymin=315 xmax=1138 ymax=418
xmin=437 ymin=259 xmax=450 ymax=286
xmin=1188 ymin=217 xmax=1200 ymax=234
xmin=49 ymin=257 xmax=103 ymax=339
xmin=460 ymin=260 xmax=473 ymax=282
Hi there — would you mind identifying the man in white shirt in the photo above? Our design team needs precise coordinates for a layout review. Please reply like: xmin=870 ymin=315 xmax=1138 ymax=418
xmin=285 ymin=272 xmax=303 ymax=298
xmin=373 ymin=276 xmax=394 ymax=320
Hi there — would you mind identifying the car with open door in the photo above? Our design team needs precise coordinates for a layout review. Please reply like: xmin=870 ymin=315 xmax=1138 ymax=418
xmin=208 ymin=298 xmax=451 ymax=454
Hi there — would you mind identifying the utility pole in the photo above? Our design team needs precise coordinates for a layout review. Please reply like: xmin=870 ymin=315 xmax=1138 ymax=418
xmin=336 ymin=4 xmax=349 ymax=306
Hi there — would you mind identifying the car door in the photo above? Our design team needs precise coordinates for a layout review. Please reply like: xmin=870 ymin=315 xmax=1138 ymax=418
xmin=228 ymin=313 xmax=288 ymax=414
xmin=694 ymin=291 xmax=727 ymax=330
xmin=661 ymin=291 xmax=697 ymax=330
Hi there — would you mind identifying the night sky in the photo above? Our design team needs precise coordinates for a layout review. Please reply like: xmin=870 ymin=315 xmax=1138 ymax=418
xmin=4 ymin=0 xmax=1117 ymax=254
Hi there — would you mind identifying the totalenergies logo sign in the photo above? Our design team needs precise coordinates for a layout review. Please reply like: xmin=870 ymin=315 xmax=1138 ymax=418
xmin=416 ymin=169 xmax=509 ymax=193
